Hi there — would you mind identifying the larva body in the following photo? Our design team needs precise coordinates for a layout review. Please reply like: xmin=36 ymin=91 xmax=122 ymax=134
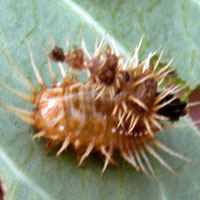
xmin=0 ymin=36 xmax=191 ymax=178
xmin=35 ymin=80 xmax=154 ymax=165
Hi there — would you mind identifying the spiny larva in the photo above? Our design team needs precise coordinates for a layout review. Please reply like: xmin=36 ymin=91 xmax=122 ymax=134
xmin=0 ymin=33 xmax=197 ymax=180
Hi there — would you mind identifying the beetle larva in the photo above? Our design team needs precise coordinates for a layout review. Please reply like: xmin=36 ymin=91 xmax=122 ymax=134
xmin=0 ymin=35 xmax=194 ymax=179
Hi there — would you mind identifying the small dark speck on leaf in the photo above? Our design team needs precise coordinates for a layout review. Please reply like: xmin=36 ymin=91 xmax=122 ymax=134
xmin=188 ymin=88 xmax=200 ymax=130
xmin=0 ymin=180 xmax=5 ymax=200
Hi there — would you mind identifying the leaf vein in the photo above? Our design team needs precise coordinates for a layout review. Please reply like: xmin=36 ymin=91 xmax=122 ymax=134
xmin=63 ymin=0 xmax=127 ymax=54
xmin=0 ymin=148 xmax=55 ymax=200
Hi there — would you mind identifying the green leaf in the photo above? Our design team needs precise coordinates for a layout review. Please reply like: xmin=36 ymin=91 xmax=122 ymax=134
xmin=0 ymin=0 xmax=200 ymax=199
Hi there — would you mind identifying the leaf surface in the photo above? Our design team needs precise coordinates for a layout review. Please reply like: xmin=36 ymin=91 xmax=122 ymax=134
xmin=0 ymin=0 xmax=200 ymax=199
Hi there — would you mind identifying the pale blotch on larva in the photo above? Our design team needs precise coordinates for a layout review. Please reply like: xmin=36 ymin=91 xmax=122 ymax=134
xmin=0 ymin=35 xmax=191 ymax=180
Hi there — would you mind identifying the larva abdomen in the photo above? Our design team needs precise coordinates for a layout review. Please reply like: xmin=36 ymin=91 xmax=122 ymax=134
xmin=34 ymin=81 xmax=154 ymax=172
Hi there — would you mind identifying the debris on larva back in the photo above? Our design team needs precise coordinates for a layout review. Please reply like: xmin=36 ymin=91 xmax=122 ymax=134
xmin=0 ymin=33 xmax=194 ymax=180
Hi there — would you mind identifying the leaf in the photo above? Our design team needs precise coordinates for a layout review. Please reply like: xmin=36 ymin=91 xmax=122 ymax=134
xmin=0 ymin=0 xmax=200 ymax=199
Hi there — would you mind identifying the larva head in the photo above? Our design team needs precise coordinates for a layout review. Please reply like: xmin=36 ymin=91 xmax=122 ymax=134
xmin=34 ymin=87 xmax=66 ymax=134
